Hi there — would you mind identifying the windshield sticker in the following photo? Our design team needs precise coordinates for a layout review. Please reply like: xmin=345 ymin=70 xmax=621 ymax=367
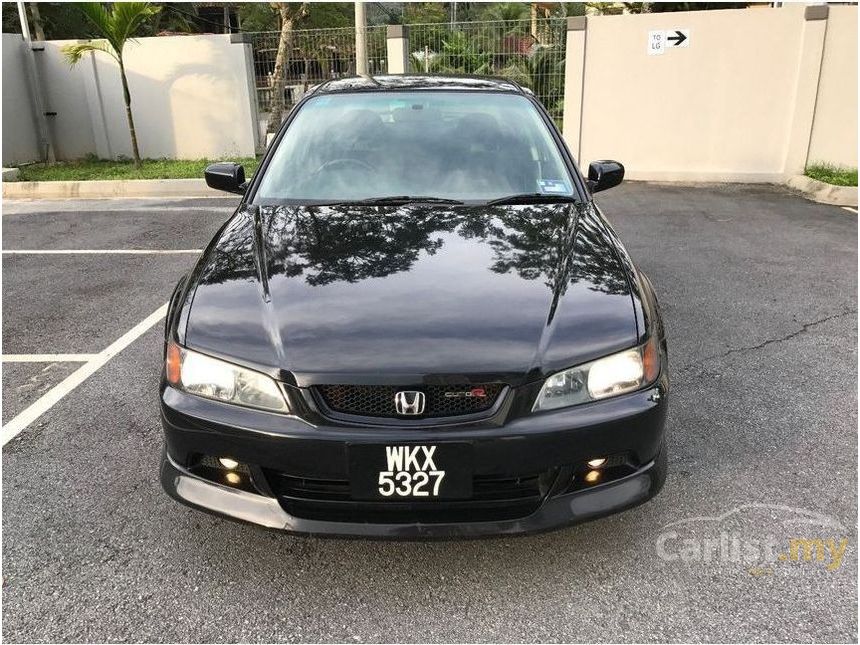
xmin=538 ymin=179 xmax=570 ymax=194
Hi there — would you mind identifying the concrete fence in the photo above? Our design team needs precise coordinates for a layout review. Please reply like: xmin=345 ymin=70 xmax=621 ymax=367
xmin=3 ymin=4 xmax=856 ymax=181
xmin=385 ymin=5 xmax=856 ymax=182
xmin=559 ymin=4 xmax=857 ymax=181
xmin=2 ymin=34 xmax=42 ymax=164
xmin=2 ymin=33 xmax=258 ymax=165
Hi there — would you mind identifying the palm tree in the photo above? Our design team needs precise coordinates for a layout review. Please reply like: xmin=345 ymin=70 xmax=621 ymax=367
xmin=63 ymin=3 xmax=160 ymax=168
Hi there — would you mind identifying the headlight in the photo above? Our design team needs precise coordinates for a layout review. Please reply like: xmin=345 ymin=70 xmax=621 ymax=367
xmin=166 ymin=342 xmax=288 ymax=413
xmin=532 ymin=337 xmax=660 ymax=412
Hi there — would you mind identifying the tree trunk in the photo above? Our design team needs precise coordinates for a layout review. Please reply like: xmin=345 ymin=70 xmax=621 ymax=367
xmin=118 ymin=58 xmax=142 ymax=168
xmin=266 ymin=3 xmax=295 ymax=134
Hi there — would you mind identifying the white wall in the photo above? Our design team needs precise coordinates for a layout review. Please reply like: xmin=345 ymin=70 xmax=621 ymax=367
xmin=37 ymin=40 xmax=99 ymax=160
xmin=34 ymin=34 xmax=257 ymax=161
xmin=564 ymin=5 xmax=858 ymax=181
xmin=807 ymin=5 xmax=858 ymax=168
xmin=2 ymin=34 xmax=41 ymax=165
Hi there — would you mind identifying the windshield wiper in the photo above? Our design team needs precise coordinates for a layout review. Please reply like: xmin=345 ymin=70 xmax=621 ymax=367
xmin=318 ymin=196 xmax=466 ymax=206
xmin=358 ymin=195 xmax=465 ymax=205
xmin=485 ymin=193 xmax=579 ymax=206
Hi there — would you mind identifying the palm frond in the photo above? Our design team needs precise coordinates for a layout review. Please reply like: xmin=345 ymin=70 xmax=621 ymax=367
xmin=62 ymin=39 xmax=118 ymax=65
xmin=70 ymin=2 xmax=160 ymax=60
xmin=75 ymin=3 xmax=121 ymax=52
xmin=112 ymin=2 xmax=160 ymax=46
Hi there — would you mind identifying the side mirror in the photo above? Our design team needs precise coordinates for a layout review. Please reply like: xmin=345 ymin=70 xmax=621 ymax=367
xmin=587 ymin=160 xmax=624 ymax=193
xmin=204 ymin=162 xmax=246 ymax=194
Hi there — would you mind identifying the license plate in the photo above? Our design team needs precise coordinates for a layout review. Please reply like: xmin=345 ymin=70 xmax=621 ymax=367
xmin=349 ymin=443 xmax=473 ymax=500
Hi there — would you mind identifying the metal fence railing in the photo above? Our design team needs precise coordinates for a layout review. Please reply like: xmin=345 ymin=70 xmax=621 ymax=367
xmin=248 ymin=19 xmax=568 ymax=127
xmin=406 ymin=19 xmax=567 ymax=125
xmin=248 ymin=25 xmax=388 ymax=114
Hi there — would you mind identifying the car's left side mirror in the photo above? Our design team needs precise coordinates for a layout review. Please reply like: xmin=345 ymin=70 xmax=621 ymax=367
xmin=205 ymin=162 xmax=246 ymax=195
xmin=587 ymin=160 xmax=624 ymax=193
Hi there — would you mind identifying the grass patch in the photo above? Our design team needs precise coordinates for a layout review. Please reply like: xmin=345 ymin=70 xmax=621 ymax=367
xmin=15 ymin=156 xmax=260 ymax=182
xmin=804 ymin=163 xmax=858 ymax=187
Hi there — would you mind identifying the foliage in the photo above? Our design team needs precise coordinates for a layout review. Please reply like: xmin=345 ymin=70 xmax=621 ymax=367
xmin=622 ymin=3 xmax=649 ymax=14
xmin=403 ymin=3 xmax=449 ymax=25
xmin=142 ymin=2 xmax=200 ymax=34
xmin=407 ymin=17 xmax=566 ymax=121
xmin=62 ymin=2 xmax=160 ymax=167
xmin=647 ymin=2 xmax=748 ymax=12
xmin=402 ymin=2 xmax=450 ymax=53
xmin=498 ymin=47 xmax=565 ymax=115
xmin=427 ymin=31 xmax=492 ymax=75
xmin=584 ymin=2 xmax=621 ymax=15
xmin=2 ymin=1 xmax=201 ymax=39
xmin=17 ymin=156 xmax=260 ymax=182
xmin=238 ymin=2 xmax=352 ymax=32
xmin=62 ymin=3 xmax=160 ymax=63
xmin=479 ymin=3 xmax=530 ymax=22
xmin=587 ymin=1 xmax=747 ymax=13
xmin=300 ymin=3 xmax=353 ymax=29
xmin=2 ymin=2 xmax=98 ymax=38
xmin=237 ymin=2 xmax=278 ymax=31
xmin=804 ymin=163 xmax=858 ymax=187
xmin=562 ymin=3 xmax=587 ymax=17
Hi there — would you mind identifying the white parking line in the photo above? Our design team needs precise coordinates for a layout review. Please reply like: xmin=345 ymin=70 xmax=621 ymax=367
xmin=2 ymin=354 xmax=98 ymax=362
xmin=842 ymin=207 xmax=857 ymax=214
xmin=1 ymin=303 xmax=168 ymax=447
xmin=2 ymin=249 xmax=201 ymax=255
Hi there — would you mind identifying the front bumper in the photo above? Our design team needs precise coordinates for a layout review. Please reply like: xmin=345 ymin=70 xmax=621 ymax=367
xmin=160 ymin=378 xmax=668 ymax=538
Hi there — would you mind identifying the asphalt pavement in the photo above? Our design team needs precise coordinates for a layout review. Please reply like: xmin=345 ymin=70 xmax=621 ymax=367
xmin=2 ymin=184 xmax=857 ymax=642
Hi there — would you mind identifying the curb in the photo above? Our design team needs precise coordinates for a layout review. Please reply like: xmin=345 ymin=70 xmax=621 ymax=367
xmin=2 ymin=178 xmax=215 ymax=200
xmin=785 ymin=175 xmax=858 ymax=207
xmin=4 ymin=175 xmax=857 ymax=206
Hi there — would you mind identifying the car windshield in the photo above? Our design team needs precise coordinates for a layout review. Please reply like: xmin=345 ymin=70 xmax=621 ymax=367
xmin=253 ymin=91 xmax=576 ymax=204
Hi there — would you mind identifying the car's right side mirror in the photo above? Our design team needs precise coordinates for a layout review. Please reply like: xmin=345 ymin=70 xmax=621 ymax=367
xmin=587 ymin=160 xmax=624 ymax=193
xmin=204 ymin=162 xmax=246 ymax=195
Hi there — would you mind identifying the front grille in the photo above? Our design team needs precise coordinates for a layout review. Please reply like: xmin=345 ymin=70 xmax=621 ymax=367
xmin=315 ymin=383 xmax=505 ymax=419
xmin=264 ymin=469 xmax=556 ymax=524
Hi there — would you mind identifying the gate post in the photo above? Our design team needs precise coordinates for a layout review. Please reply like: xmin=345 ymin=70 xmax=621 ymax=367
xmin=783 ymin=5 xmax=829 ymax=175
xmin=562 ymin=16 xmax=587 ymax=165
xmin=231 ymin=33 xmax=262 ymax=154
xmin=387 ymin=25 xmax=409 ymax=75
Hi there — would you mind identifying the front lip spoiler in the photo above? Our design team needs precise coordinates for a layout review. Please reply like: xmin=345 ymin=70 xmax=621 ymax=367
xmin=160 ymin=450 xmax=666 ymax=539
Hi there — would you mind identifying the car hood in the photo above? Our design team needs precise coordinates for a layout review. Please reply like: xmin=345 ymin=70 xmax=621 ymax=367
xmin=183 ymin=203 xmax=638 ymax=387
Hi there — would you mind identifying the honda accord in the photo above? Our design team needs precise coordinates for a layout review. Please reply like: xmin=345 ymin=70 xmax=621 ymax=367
xmin=160 ymin=75 xmax=669 ymax=537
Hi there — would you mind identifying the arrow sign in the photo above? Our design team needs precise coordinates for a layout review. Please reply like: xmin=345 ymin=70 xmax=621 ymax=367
xmin=667 ymin=29 xmax=689 ymax=48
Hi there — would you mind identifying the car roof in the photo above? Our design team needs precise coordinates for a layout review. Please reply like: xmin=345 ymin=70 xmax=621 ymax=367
xmin=312 ymin=74 xmax=527 ymax=96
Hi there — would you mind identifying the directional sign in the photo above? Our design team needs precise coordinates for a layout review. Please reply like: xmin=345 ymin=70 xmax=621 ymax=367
xmin=647 ymin=29 xmax=689 ymax=55
xmin=667 ymin=29 xmax=689 ymax=48
xmin=648 ymin=30 xmax=665 ymax=55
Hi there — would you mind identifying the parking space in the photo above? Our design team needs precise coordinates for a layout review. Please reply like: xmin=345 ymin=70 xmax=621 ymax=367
xmin=1 ymin=361 xmax=83 ymax=424
xmin=2 ymin=184 xmax=857 ymax=642
xmin=1 ymin=198 xmax=233 ymax=251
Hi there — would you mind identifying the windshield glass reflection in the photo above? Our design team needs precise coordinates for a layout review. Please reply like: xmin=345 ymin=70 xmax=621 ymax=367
xmin=254 ymin=92 xmax=575 ymax=203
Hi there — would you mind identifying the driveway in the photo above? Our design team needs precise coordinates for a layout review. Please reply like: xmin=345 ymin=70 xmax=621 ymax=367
xmin=2 ymin=183 xmax=856 ymax=642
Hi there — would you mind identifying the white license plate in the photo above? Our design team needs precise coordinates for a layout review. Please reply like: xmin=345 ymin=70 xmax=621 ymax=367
xmin=349 ymin=443 xmax=473 ymax=500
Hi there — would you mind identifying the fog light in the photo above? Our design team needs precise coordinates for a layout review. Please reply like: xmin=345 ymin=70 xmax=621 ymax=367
xmin=587 ymin=458 xmax=606 ymax=469
xmin=225 ymin=472 xmax=241 ymax=485
xmin=218 ymin=457 xmax=239 ymax=469
xmin=584 ymin=470 xmax=601 ymax=484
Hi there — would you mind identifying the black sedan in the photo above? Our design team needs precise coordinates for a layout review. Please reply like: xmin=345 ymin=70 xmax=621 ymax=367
xmin=160 ymin=75 xmax=669 ymax=538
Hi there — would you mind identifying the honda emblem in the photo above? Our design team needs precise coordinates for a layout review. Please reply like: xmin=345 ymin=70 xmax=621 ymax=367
xmin=394 ymin=390 xmax=426 ymax=415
